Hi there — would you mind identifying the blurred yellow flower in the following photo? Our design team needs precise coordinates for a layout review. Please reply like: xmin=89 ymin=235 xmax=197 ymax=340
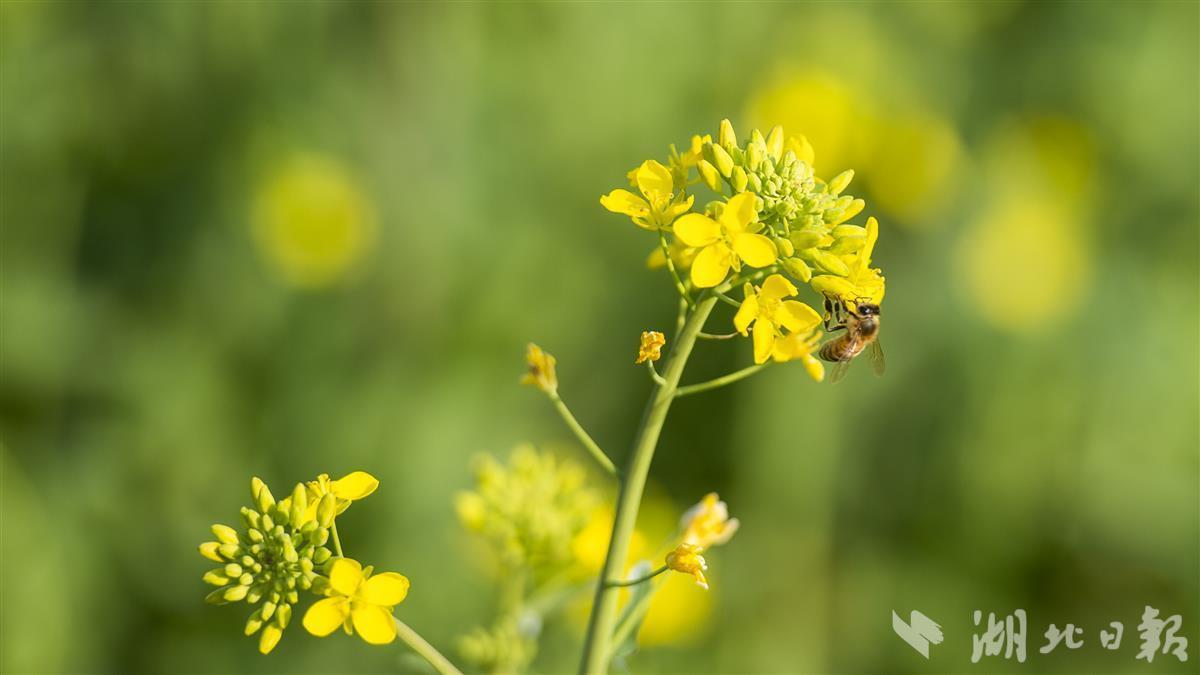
xmin=303 ymin=558 xmax=409 ymax=645
xmin=673 ymin=193 xmax=777 ymax=288
xmin=601 ymin=160 xmax=694 ymax=231
xmin=680 ymin=493 xmax=740 ymax=549
xmin=665 ymin=543 xmax=708 ymax=590
xmin=866 ymin=111 xmax=963 ymax=226
xmin=747 ymin=71 xmax=863 ymax=173
xmin=733 ymin=274 xmax=822 ymax=364
xmin=646 ymin=237 xmax=697 ymax=271
xmin=956 ymin=117 xmax=1093 ymax=332
xmin=635 ymin=331 xmax=666 ymax=364
xmin=520 ymin=343 xmax=557 ymax=394
xmin=253 ymin=154 xmax=375 ymax=288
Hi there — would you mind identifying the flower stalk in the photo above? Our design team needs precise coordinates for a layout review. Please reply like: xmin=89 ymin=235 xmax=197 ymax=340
xmin=549 ymin=391 xmax=618 ymax=478
xmin=578 ymin=291 xmax=720 ymax=674
xmin=394 ymin=617 xmax=465 ymax=675
xmin=675 ymin=364 xmax=767 ymax=398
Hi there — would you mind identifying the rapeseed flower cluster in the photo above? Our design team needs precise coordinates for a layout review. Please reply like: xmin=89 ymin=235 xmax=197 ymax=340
xmin=601 ymin=119 xmax=886 ymax=379
xmin=200 ymin=472 xmax=409 ymax=654
xmin=664 ymin=493 xmax=740 ymax=590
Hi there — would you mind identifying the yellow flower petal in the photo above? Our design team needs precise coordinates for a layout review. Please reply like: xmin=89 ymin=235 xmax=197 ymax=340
xmin=303 ymin=597 xmax=350 ymax=637
xmin=752 ymin=320 xmax=776 ymax=364
xmin=329 ymin=558 xmax=364 ymax=596
xmin=720 ymin=192 xmax=758 ymax=232
xmin=779 ymin=301 xmax=821 ymax=333
xmin=360 ymin=572 xmax=410 ymax=607
xmin=352 ymin=605 xmax=398 ymax=645
xmin=731 ymin=233 xmax=777 ymax=268
xmin=690 ymin=244 xmax=732 ymax=288
xmin=733 ymin=294 xmax=759 ymax=334
xmin=673 ymin=214 xmax=721 ymax=247
xmin=600 ymin=189 xmax=650 ymax=217
xmin=760 ymin=274 xmax=797 ymax=301
xmin=333 ymin=471 xmax=379 ymax=501
xmin=862 ymin=216 xmax=879 ymax=267
xmin=635 ymin=160 xmax=673 ymax=199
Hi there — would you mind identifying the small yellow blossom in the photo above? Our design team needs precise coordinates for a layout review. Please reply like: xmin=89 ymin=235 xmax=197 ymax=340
xmin=673 ymin=193 xmax=778 ymax=288
xmin=680 ymin=493 xmax=740 ymax=549
xmin=303 ymin=558 xmax=410 ymax=645
xmin=635 ymin=331 xmax=666 ymax=364
xmin=668 ymin=134 xmax=711 ymax=186
xmin=665 ymin=543 xmax=708 ymax=590
xmin=601 ymin=160 xmax=694 ymax=231
xmin=306 ymin=472 xmax=379 ymax=518
xmin=520 ymin=343 xmax=557 ymax=394
xmin=733 ymin=274 xmax=822 ymax=364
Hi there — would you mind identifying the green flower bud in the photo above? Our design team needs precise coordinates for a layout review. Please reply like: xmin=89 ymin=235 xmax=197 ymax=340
xmin=810 ymin=250 xmax=850 ymax=276
xmin=782 ymin=257 xmax=813 ymax=283
xmin=731 ymin=166 xmax=748 ymax=193
xmin=697 ymin=160 xmax=721 ymax=192
xmin=247 ymin=528 xmax=264 ymax=543
xmin=261 ymin=600 xmax=277 ymax=620
xmin=252 ymin=477 xmax=275 ymax=513
xmin=317 ymin=493 xmax=336 ymax=529
xmin=218 ymin=543 xmax=240 ymax=560
xmin=790 ymin=230 xmax=828 ymax=250
xmin=238 ymin=573 xmax=254 ymax=586
xmin=775 ymin=236 xmax=795 ymax=257
xmin=313 ymin=547 xmax=332 ymax=564
xmin=276 ymin=603 xmax=292 ymax=629
xmin=710 ymin=144 xmax=734 ymax=178
xmin=827 ymin=169 xmax=854 ymax=196
xmin=223 ymin=585 xmax=249 ymax=602
xmin=244 ymin=609 xmax=264 ymax=636
xmin=246 ymin=586 xmax=263 ymax=604
xmin=224 ymin=563 xmax=243 ymax=578
xmin=747 ymin=173 xmax=763 ymax=193
xmin=259 ymin=624 xmax=283 ymax=655
xmin=718 ymin=118 xmax=737 ymax=149
xmin=746 ymin=142 xmax=763 ymax=171
xmin=203 ymin=570 xmax=229 ymax=586
xmin=286 ymin=590 xmax=298 ymax=604
xmin=212 ymin=524 xmax=239 ymax=546
xmin=765 ymin=125 xmax=785 ymax=160
xmin=260 ymin=514 xmax=274 ymax=532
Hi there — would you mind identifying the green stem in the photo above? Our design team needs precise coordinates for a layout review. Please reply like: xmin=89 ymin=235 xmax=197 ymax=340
xmin=330 ymin=521 xmax=344 ymax=558
xmin=549 ymin=392 xmax=618 ymax=479
xmin=714 ymin=290 xmax=741 ymax=308
xmin=659 ymin=231 xmax=694 ymax=309
xmin=393 ymin=617 xmax=465 ymax=675
xmin=608 ymin=580 xmax=659 ymax=660
xmin=675 ymin=363 xmax=767 ymax=398
xmin=697 ymin=331 xmax=739 ymax=340
xmin=644 ymin=361 xmax=666 ymax=386
xmin=604 ymin=565 xmax=668 ymax=588
xmin=578 ymin=291 xmax=720 ymax=674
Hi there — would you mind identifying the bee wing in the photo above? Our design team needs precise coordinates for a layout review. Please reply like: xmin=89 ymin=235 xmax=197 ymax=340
xmin=828 ymin=357 xmax=852 ymax=384
xmin=869 ymin=340 xmax=886 ymax=376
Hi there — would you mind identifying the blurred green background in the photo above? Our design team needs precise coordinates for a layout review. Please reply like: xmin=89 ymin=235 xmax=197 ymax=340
xmin=2 ymin=2 xmax=1197 ymax=674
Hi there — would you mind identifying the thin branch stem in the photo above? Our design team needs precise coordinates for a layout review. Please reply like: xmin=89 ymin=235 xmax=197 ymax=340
xmin=713 ymin=290 xmax=741 ymax=308
xmin=645 ymin=361 xmax=666 ymax=386
xmin=675 ymin=363 xmax=767 ymax=398
xmin=330 ymin=521 xmax=345 ymax=558
xmin=549 ymin=392 xmax=618 ymax=479
xmin=608 ymin=580 xmax=659 ymax=660
xmin=604 ymin=565 xmax=668 ymax=588
xmin=393 ymin=617 xmax=464 ymax=675
xmin=675 ymin=296 xmax=688 ymax=336
xmin=659 ymin=231 xmax=694 ymax=309
xmin=698 ymin=331 xmax=739 ymax=340
xmin=578 ymin=291 xmax=721 ymax=674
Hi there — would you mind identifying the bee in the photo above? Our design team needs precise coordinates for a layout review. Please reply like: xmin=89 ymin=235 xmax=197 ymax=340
xmin=818 ymin=298 xmax=885 ymax=384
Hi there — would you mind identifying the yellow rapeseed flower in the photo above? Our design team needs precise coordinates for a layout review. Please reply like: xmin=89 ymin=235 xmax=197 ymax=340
xmin=673 ymin=193 xmax=778 ymax=288
xmin=680 ymin=493 xmax=740 ymax=549
xmin=303 ymin=558 xmax=410 ymax=645
xmin=600 ymin=160 xmax=694 ymax=231
xmin=665 ymin=543 xmax=708 ymax=590
xmin=635 ymin=331 xmax=666 ymax=364
xmin=645 ymin=237 xmax=697 ymax=271
xmin=733 ymin=274 xmax=822 ymax=364
xmin=520 ymin=343 xmax=557 ymax=394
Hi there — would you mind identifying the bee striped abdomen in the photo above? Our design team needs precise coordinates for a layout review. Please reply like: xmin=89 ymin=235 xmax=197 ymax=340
xmin=818 ymin=336 xmax=857 ymax=363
